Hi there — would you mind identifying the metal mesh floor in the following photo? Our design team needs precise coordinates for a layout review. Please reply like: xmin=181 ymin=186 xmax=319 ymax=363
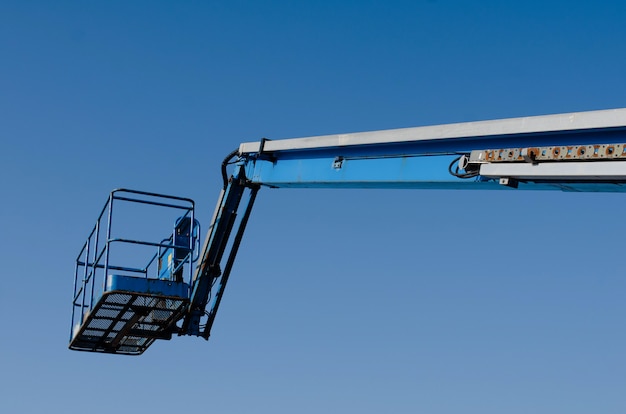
xmin=70 ymin=291 xmax=188 ymax=355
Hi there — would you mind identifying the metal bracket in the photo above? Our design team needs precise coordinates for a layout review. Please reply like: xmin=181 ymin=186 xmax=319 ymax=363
xmin=521 ymin=148 xmax=538 ymax=164
xmin=499 ymin=177 xmax=519 ymax=188
xmin=333 ymin=156 xmax=344 ymax=169
xmin=257 ymin=138 xmax=277 ymax=162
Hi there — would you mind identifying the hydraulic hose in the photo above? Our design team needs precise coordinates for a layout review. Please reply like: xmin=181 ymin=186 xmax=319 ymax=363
xmin=221 ymin=149 xmax=240 ymax=189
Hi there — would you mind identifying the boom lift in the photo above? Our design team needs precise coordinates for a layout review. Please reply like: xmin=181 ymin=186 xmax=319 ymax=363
xmin=70 ymin=108 xmax=626 ymax=355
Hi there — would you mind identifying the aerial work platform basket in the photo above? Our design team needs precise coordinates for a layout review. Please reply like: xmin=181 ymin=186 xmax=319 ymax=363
xmin=69 ymin=189 xmax=198 ymax=355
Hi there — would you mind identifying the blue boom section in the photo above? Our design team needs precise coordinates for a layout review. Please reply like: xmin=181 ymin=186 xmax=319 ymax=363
xmin=242 ymin=115 xmax=626 ymax=191
xmin=245 ymin=154 xmax=626 ymax=193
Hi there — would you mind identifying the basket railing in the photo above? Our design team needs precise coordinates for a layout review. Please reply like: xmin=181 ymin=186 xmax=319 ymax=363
xmin=70 ymin=189 xmax=196 ymax=341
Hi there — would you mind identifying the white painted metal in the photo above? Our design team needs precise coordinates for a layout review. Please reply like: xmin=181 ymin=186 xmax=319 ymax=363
xmin=239 ymin=108 xmax=626 ymax=154
xmin=479 ymin=161 xmax=626 ymax=180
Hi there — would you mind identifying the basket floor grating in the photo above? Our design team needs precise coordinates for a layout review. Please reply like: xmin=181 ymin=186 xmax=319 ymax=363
xmin=70 ymin=277 xmax=189 ymax=355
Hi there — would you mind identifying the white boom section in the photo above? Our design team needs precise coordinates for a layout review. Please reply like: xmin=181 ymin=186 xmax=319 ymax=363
xmin=239 ymin=108 xmax=626 ymax=154
xmin=480 ymin=161 xmax=626 ymax=181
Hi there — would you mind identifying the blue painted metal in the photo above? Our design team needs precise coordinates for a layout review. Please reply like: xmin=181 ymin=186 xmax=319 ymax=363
xmin=245 ymin=154 xmax=626 ymax=192
xmin=247 ymin=154 xmax=489 ymax=189
xmin=158 ymin=217 xmax=200 ymax=281
xmin=183 ymin=164 xmax=259 ymax=338
xmin=106 ymin=274 xmax=190 ymax=297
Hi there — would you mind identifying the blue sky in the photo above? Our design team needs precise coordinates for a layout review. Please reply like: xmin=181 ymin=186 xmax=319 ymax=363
xmin=2 ymin=1 xmax=626 ymax=413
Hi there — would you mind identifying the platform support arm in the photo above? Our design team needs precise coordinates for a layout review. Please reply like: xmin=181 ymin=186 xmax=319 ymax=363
xmin=201 ymin=184 xmax=258 ymax=339
xmin=182 ymin=163 xmax=259 ymax=338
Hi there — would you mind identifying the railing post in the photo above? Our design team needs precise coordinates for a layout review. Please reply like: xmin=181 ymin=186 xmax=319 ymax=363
xmin=80 ymin=235 xmax=91 ymax=322
xmin=70 ymin=252 xmax=81 ymax=340
xmin=89 ymin=219 xmax=100 ymax=309
xmin=103 ymin=193 xmax=114 ymax=292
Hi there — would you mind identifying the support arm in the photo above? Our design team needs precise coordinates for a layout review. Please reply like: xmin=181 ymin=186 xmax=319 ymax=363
xmin=182 ymin=164 xmax=259 ymax=338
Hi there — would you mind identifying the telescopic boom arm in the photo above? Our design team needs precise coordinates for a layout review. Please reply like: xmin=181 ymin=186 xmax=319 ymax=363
xmin=184 ymin=108 xmax=626 ymax=338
